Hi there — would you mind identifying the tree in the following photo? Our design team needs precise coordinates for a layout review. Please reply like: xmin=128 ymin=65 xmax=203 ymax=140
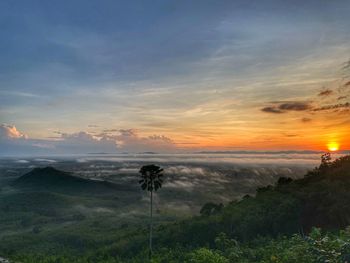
xmin=186 ymin=248 xmax=229 ymax=263
xmin=320 ymin=152 xmax=332 ymax=171
xmin=200 ymin=202 xmax=224 ymax=216
xmin=139 ymin=164 xmax=164 ymax=259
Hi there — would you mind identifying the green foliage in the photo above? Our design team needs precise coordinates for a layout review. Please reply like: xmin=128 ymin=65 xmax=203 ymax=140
xmin=214 ymin=233 xmax=243 ymax=261
xmin=185 ymin=248 xmax=229 ymax=263
xmin=307 ymin=227 xmax=350 ymax=263
xmin=139 ymin=164 xmax=164 ymax=192
xmin=13 ymin=166 xmax=130 ymax=195
xmin=9 ymin=229 xmax=350 ymax=263
xmin=200 ymin=202 xmax=223 ymax=216
xmin=2 ymin=155 xmax=350 ymax=262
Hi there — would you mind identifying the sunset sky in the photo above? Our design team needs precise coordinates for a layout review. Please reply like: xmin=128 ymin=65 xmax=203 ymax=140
xmin=1 ymin=0 xmax=350 ymax=154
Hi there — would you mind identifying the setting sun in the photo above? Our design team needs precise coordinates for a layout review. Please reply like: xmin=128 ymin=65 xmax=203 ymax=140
xmin=327 ymin=142 xmax=340 ymax=152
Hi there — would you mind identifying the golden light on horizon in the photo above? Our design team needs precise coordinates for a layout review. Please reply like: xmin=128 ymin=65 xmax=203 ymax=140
xmin=327 ymin=142 xmax=340 ymax=152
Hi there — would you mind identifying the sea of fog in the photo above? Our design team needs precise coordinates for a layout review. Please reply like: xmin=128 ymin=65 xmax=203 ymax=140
xmin=0 ymin=152 xmax=345 ymax=214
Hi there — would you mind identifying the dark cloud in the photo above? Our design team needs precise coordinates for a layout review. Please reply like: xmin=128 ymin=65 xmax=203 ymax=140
xmin=312 ymin=102 xmax=350 ymax=111
xmin=338 ymin=96 xmax=348 ymax=100
xmin=263 ymin=99 xmax=350 ymax=115
xmin=103 ymin=129 xmax=120 ymax=133
xmin=174 ymin=142 xmax=200 ymax=145
xmin=285 ymin=134 xmax=298 ymax=137
xmin=343 ymin=60 xmax=350 ymax=70
xmin=278 ymin=102 xmax=312 ymax=111
xmin=261 ymin=106 xmax=284 ymax=114
xmin=318 ymin=89 xmax=333 ymax=96
xmin=88 ymin=124 xmax=99 ymax=128
xmin=301 ymin=117 xmax=312 ymax=123
xmin=261 ymin=101 xmax=312 ymax=114
xmin=344 ymin=81 xmax=350 ymax=87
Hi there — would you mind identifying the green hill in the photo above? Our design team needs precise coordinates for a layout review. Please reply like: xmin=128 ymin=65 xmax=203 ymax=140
xmin=13 ymin=167 xmax=134 ymax=194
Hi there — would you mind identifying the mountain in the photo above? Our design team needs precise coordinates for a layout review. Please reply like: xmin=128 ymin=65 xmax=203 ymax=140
xmin=13 ymin=167 xmax=133 ymax=194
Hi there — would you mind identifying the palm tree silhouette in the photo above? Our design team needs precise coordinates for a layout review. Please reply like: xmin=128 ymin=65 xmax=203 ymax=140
xmin=139 ymin=164 xmax=164 ymax=259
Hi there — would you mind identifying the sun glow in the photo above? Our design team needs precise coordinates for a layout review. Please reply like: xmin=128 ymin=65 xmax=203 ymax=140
xmin=327 ymin=142 xmax=339 ymax=152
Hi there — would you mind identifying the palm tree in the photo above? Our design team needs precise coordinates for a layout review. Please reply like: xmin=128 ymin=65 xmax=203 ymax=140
xmin=139 ymin=164 xmax=164 ymax=259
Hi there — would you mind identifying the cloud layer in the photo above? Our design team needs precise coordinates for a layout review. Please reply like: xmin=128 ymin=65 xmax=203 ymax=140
xmin=0 ymin=124 xmax=176 ymax=155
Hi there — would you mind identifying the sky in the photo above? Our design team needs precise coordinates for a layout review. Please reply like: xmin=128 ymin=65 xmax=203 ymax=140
xmin=1 ymin=0 xmax=350 ymax=155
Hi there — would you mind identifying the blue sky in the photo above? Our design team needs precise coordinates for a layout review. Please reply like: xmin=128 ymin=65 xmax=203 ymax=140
xmin=1 ymin=0 xmax=350 ymax=154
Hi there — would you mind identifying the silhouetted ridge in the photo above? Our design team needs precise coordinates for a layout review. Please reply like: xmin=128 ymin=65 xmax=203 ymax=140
xmin=15 ymin=167 xmax=87 ymax=185
xmin=13 ymin=166 xmax=133 ymax=194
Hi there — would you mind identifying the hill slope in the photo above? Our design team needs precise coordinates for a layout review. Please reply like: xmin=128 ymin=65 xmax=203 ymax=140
xmin=151 ymin=155 xmax=350 ymax=246
xmin=102 ymin=154 xmax=350 ymax=258
xmin=13 ymin=167 xmax=132 ymax=194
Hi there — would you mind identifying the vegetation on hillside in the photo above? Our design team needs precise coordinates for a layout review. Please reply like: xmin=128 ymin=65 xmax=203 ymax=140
xmin=13 ymin=167 xmax=135 ymax=194
xmin=1 ymin=154 xmax=350 ymax=262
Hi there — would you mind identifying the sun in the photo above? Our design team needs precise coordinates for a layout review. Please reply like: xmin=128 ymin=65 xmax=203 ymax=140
xmin=327 ymin=142 xmax=339 ymax=152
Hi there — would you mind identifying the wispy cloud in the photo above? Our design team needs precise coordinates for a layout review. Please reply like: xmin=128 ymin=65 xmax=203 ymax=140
xmin=337 ymin=96 xmax=347 ymax=100
xmin=318 ymin=89 xmax=333 ymax=96
xmin=301 ymin=117 xmax=312 ymax=123
xmin=312 ymin=102 xmax=350 ymax=112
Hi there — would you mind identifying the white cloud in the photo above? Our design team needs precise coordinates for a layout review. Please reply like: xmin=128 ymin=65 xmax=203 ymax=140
xmin=94 ymin=128 xmax=176 ymax=152
xmin=115 ymin=130 xmax=176 ymax=153
xmin=0 ymin=124 xmax=27 ymax=140
xmin=0 ymin=124 xmax=176 ymax=156
xmin=54 ymin=131 xmax=117 ymax=154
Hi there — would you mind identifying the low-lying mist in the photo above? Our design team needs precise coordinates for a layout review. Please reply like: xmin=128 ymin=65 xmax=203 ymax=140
xmin=0 ymin=153 xmax=331 ymax=214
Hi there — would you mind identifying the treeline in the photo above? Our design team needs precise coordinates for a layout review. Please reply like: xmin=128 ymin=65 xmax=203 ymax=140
xmin=13 ymin=227 xmax=350 ymax=262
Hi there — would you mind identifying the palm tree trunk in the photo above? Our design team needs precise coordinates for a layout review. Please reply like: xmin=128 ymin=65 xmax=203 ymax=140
xmin=149 ymin=190 xmax=153 ymax=260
